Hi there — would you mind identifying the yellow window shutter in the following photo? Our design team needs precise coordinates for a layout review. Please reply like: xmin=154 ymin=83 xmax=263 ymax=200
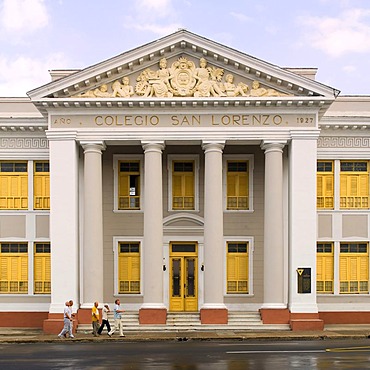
xmin=227 ymin=255 xmax=237 ymax=281
xmin=131 ymin=255 xmax=140 ymax=281
xmin=340 ymin=175 xmax=348 ymax=197
xmin=119 ymin=174 xmax=129 ymax=196
xmin=239 ymin=173 xmax=248 ymax=196
xmin=184 ymin=173 xmax=194 ymax=196
xmin=350 ymin=176 xmax=358 ymax=196
xmin=317 ymin=175 xmax=323 ymax=197
xmin=227 ymin=174 xmax=236 ymax=196
xmin=349 ymin=257 xmax=358 ymax=280
xmin=359 ymin=256 xmax=368 ymax=280
xmin=10 ymin=257 xmax=18 ymax=280
xmin=324 ymin=176 xmax=334 ymax=196
xmin=339 ymin=256 xmax=348 ymax=280
xmin=317 ymin=256 xmax=323 ymax=280
xmin=118 ymin=255 xmax=129 ymax=281
xmin=0 ymin=256 xmax=9 ymax=280
xmin=325 ymin=256 xmax=334 ymax=280
xmin=238 ymin=255 xmax=248 ymax=280
xmin=34 ymin=176 xmax=42 ymax=198
xmin=34 ymin=256 xmax=42 ymax=281
xmin=173 ymin=174 xmax=182 ymax=197
xmin=359 ymin=174 xmax=369 ymax=196
xmin=20 ymin=256 xmax=28 ymax=281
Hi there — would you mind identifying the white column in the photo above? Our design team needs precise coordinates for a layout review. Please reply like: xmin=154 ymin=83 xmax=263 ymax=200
xmin=261 ymin=141 xmax=287 ymax=309
xmin=80 ymin=141 xmax=106 ymax=307
xmin=288 ymin=134 xmax=319 ymax=313
xmin=201 ymin=141 xmax=226 ymax=309
xmin=141 ymin=141 xmax=165 ymax=308
xmin=48 ymin=137 xmax=79 ymax=313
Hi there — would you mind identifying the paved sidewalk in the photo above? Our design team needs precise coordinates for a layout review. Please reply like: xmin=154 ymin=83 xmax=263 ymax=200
xmin=1 ymin=327 xmax=370 ymax=343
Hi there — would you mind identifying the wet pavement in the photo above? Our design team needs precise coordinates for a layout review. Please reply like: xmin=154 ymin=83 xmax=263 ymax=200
xmin=1 ymin=326 xmax=370 ymax=343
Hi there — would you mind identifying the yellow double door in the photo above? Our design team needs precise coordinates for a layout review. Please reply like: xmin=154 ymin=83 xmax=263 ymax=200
xmin=169 ymin=243 xmax=198 ymax=312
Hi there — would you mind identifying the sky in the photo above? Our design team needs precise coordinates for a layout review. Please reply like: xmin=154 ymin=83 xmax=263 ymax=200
xmin=1 ymin=0 xmax=370 ymax=97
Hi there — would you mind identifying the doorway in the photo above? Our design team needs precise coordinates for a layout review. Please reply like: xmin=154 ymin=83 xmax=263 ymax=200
xmin=169 ymin=242 xmax=198 ymax=312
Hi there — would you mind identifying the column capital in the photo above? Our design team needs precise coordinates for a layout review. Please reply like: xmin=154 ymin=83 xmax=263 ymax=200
xmin=80 ymin=141 xmax=106 ymax=153
xmin=260 ymin=140 xmax=286 ymax=154
xmin=202 ymin=140 xmax=225 ymax=153
xmin=141 ymin=141 xmax=165 ymax=153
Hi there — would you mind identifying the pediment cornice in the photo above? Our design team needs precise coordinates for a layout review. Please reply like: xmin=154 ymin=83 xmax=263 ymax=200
xmin=28 ymin=30 xmax=338 ymax=117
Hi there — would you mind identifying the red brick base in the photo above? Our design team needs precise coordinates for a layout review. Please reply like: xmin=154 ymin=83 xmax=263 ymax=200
xmin=43 ymin=313 xmax=77 ymax=334
xmin=260 ymin=308 xmax=290 ymax=324
xmin=0 ymin=311 xmax=48 ymax=328
xmin=139 ymin=308 xmax=167 ymax=324
xmin=200 ymin=308 xmax=228 ymax=324
xmin=319 ymin=311 xmax=370 ymax=324
xmin=290 ymin=313 xmax=324 ymax=331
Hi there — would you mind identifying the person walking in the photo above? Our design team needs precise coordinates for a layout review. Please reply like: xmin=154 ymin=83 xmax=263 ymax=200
xmin=58 ymin=300 xmax=74 ymax=339
xmin=98 ymin=304 xmax=112 ymax=336
xmin=68 ymin=300 xmax=75 ymax=337
xmin=92 ymin=301 xmax=100 ymax=337
xmin=111 ymin=299 xmax=125 ymax=337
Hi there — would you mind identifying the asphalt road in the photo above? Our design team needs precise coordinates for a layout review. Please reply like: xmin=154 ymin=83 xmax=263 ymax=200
xmin=2 ymin=339 xmax=370 ymax=369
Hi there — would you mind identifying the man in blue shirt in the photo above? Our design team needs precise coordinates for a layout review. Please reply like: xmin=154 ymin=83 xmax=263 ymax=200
xmin=111 ymin=299 xmax=125 ymax=337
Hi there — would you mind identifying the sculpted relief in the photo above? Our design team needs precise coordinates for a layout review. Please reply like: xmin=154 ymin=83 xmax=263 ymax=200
xmin=74 ymin=57 xmax=289 ymax=99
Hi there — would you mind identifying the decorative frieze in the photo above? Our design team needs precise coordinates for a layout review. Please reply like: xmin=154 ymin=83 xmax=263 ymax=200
xmin=0 ymin=137 xmax=49 ymax=150
xmin=318 ymin=136 xmax=370 ymax=148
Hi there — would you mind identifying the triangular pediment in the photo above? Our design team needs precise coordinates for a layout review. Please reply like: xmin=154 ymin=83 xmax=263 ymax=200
xmin=28 ymin=30 xmax=338 ymax=116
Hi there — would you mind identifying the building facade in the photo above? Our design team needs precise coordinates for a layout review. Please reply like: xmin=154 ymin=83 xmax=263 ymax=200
xmin=0 ymin=30 xmax=369 ymax=332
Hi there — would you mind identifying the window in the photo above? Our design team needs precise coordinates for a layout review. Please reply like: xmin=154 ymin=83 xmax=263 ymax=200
xmin=0 ymin=162 xmax=28 ymax=209
xmin=34 ymin=243 xmax=51 ymax=294
xmin=340 ymin=161 xmax=369 ymax=209
xmin=340 ymin=242 xmax=368 ymax=294
xmin=118 ymin=242 xmax=140 ymax=294
xmin=226 ymin=242 xmax=248 ymax=294
xmin=0 ymin=243 xmax=28 ymax=294
xmin=317 ymin=161 xmax=334 ymax=209
xmin=316 ymin=243 xmax=334 ymax=293
xmin=172 ymin=161 xmax=195 ymax=210
xmin=118 ymin=161 xmax=140 ymax=210
xmin=227 ymin=161 xmax=249 ymax=210
xmin=34 ymin=162 xmax=50 ymax=210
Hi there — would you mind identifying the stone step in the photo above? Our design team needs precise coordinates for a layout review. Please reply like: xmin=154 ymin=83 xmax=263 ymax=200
xmin=76 ymin=311 xmax=290 ymax=332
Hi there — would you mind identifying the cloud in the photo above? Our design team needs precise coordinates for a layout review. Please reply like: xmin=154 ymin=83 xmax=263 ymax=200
xmin=122 ymin=14 xmax=181 ymax=36
xmin=0 ymin=53 xmax=69 ymax=96
xmin=135 ymin=0 xmax=173 ymax=17
xmin=298 ymin=8 xmax=370 ymax=57
xmin=122 ymin=0 xmax=182 ymax=36
xmin=230 ymin=12 xmax=252 ymax=23
xmin=0 ymin=0 xmax=48 ymax=34
xmin=342 ymin=65 xmax=356 ymax=73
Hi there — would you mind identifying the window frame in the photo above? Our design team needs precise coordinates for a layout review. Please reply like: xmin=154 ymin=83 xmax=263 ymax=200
xmin=316 ymin=242 xmax=334 ymax=294
xmin=113 ymin=155 xmax=144 ymax=212
xmin=0 ymin=242 xmax=29 ymax=294
xmin=167 ymin=155 xmax=199 ymax=212
xmin=113 ymin=237 xmax=143 ymax=296
xmin=33 ymin=242 xmax=51 ymax=295
xmin=0 ymin=161 xmax=28 ymax=210
xmin=224 ymin=237 xmax=254 ymax=296
xmin=317 ymin=160 xmax=334 ymax=210
xmin=339 ymin=160 xmax=369 ymax=210
xmin=339 ymin=242 xmax=369 ymax=294
xmin=33 ymin=161 xmax=50 ymax=210
xmin=223 ymin=155 xmax=254 ymax=212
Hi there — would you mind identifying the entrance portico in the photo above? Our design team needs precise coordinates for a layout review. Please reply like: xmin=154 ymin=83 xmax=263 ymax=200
xmin=27 ymin=30 xmax=337 ymax=333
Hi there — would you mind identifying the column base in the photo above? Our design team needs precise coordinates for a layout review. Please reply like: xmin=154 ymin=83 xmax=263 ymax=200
xmin=290 ymin=313 xmax=324 ymax=331
xmin=139 ymin=308 xmax=167 ymax=324
xmin=260 ymin=308 xmax=290 ymax=324
xmin=200 ymin=308 xmax=228 ymax=324
xmin=77 ymin=308 xmax=94 ymax=325
xmin=43 ymin=313 xmax=76 ymax=334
